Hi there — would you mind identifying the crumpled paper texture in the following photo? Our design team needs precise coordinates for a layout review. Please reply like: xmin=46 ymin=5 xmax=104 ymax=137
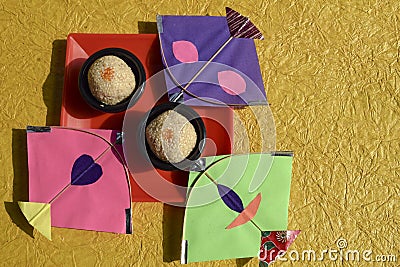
xmin=0 ymin=0 xmax=399 ymax=266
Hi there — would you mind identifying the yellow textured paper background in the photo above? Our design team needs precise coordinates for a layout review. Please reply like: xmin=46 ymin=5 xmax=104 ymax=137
xmin=0 ymin=0 xmax=399 ymax=266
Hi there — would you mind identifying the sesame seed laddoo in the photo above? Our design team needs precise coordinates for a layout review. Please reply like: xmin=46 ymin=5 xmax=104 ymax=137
xmin=146 ymin=110 xmax=197 ymax=163
xmin=88 ymin=55 xmax=136 ymax=105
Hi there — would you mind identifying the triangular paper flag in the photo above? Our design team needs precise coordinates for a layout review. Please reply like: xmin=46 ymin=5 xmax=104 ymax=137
xmin=259 ymin=230 xmax=301 ymax=266
xmin=18 ymin=201 xmax=51 ymax=240
xmin=225 ymin=7 xmax=264 ymax=40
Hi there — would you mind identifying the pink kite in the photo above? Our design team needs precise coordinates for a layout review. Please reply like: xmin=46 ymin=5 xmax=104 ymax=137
xmin=19 ymin=126 xmax=132 ymax=240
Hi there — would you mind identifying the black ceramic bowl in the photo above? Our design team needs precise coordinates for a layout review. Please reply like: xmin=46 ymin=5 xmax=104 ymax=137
xmin=79 ymin=48 xmax=146 ymax=113
xmin=145 ymin=102 xmax=206 ymax=171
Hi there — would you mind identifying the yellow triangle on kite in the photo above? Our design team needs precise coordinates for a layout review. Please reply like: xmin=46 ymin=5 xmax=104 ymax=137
xmin=18 ymin=201 xmax=52 ymax=240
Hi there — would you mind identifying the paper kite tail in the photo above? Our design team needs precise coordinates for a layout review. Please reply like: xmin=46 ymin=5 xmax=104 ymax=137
xmin=18 ymin=201 xmax=52 ymax=240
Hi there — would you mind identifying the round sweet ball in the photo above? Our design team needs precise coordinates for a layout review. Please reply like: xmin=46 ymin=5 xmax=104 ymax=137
xmin=88 ymin=55 xmax=136 ymax=105
xmin=146 ymin=110 xmax=197 ymax=163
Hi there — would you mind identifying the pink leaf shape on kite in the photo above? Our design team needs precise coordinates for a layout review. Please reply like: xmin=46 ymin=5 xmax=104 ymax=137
xmin=226 ymin=193 xmax=262 ymax=230
xmin=218 ymin=70 xmax=246 ymax=95
xmin=172 ymin=40 xmax=199 ymax=63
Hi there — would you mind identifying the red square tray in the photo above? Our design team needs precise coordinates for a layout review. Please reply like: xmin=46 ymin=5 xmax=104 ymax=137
xmin=60 ymin=33 xmax=234 ymax=202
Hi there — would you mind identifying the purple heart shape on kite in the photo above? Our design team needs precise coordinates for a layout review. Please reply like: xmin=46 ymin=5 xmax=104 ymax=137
xmin=71 ymin=154 xmax=103 ymax=186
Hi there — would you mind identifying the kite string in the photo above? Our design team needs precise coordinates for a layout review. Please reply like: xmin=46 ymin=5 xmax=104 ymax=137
xmin=250 ymin=218 xmax=263 ymax=232
xmin=171 ymin=16 xmax=250 ymax=101
xmin=170 ymin=36 xmax=233 ymax=102
xmin=183 ymin=37 xmax=233 ymax=90
xmin=183 ymin=18 xmax=261 ymax=89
